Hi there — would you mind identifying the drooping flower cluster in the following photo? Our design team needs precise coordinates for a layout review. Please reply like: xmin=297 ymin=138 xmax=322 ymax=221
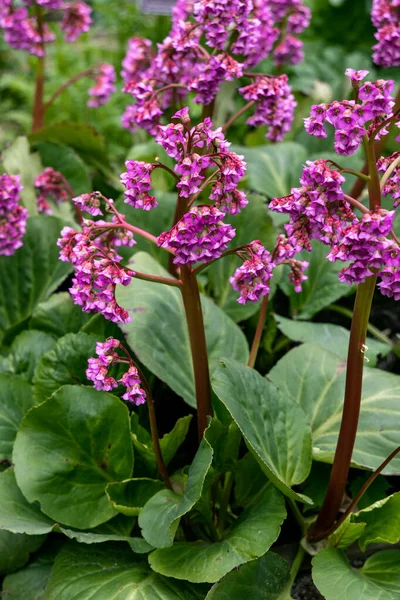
xmin=230 ymin=236 xmax=309 ymax=304
xmin=0 ymin=0 xmax=92 ymax=55
xmin=270 ymin=159 xmax=355 ymax=252
xmin=239 ymin=74 xmax=296 ymax=142
xmin=0 ymin=173 xmax=28 ymax=256
xmin=57 ymin=209 xmax=135 ymax=323
xmin=371 ymin=0 xmax=400 ymax=67
xmin=305 ymin=70 xmax=396 ymax=155
xmin=35 ymin=167 xmax=70 ymax=214
xmin=120 ymin=110 xmax=248 ymax=265
xmin=86 ymin=338 xmax=147 ymax=405
xmin=120 ymin=0 xmax=309 ymax=137
xmin=377 ymin=152 xmax=400 ymax=208
xmin=88 ymin=63 xmax=116 ymax=108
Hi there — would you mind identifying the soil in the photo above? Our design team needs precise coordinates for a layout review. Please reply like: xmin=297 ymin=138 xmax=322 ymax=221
xmin=291 ymin=573 xmax=325 ymax=600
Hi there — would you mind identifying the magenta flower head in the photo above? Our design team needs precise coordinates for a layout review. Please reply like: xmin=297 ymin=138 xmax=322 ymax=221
xmin=0 ymin=173 xmax=28 ymax=256
xmin=35 ymin=168 xmax=70 ymax=214
xmin=88 ymin=63 xmax=116 ymax=107
xmin=120 ymin=161 xmax=157 ymax=210
xmin=371 ymin=0 xmax=400 ymax=67
xmin=61 ymin=2 xmax=92 ymax=42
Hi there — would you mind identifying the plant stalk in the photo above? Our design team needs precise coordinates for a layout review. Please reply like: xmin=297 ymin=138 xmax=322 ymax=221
xmin=363 ymin=136 xmax=381 ymax=210
xmin=248 ymin=294 xmax=269 ymax=368
xmin=32 ymin=7 xmax=45 ymax=133
xmin=180 ymin=266 xmax=212 ymax=440
xmin=309 ymin=274 xmax=377 ymax=542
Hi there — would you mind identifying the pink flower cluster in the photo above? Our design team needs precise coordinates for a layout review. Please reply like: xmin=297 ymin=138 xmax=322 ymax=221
xmin=230 ymin=236 xmax=309 ymax=304
xmin=120 ymin=0 xmax=309 ymax=137
xmin=35 ymin=167 xmax=70 ymax=214
xmin=86 ymin=338 xmax=147 ymax=405
xmin=57 ymin=214 xmax=135 ymax=323
xmin=0 ymin=1 xmax=92 ymax=55
xmin=0 ymin=173 xmax=28 ymax=256
xmin=88 ymin=63 xmax=116 ymax=108
xmin=305 ymin=70 xmax=396 ymax=155
xmin=120 ymin=161 xmax=157 ymax=210
xmin=371 ymin=0 xmax=400 ymax=67
xmin=377 ymin=152 xmax=400 ymax=208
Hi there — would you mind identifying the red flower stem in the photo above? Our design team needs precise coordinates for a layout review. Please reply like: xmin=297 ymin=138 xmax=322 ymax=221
xmin=222 ymin=101 xmax=256 ymax=134
xmin=32 ymin=6 xmax=45 ymax=133
xmin=248 ymin=294 xmax=269 ymax=368
xmin=133 ymin=270 xmax=183 ymax=288
xmin=43 ymin=67 xmax=97 ymax=112
xmin=309 ymin=273 xmax=377 ymax=542
xmin=98 ymin=222 xmax=173 ymax=253
xmin=343 ymin=194 xmax=368 ymax=214
xmin=154 ymin=162 xmax=180 ymax=182
xmin=321 ymin=445 xmax=400 ymax=541
xmin=180 ymin=266 xmax=212 ymax=441
xmin=364 ymin=136 xmax=381 ymax=210
xmin=192 ymin=245 xmax=249 ymax=276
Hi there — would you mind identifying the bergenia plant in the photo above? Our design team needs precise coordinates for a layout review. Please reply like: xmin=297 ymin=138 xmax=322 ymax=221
xmin=2 ymin=1 xmax=400 ymax=600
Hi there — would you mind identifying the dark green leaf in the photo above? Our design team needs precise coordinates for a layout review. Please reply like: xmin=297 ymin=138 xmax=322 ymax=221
xmin=2 ymin=552 xmax=53 ymax=600
xmin=234 ymin=452 xmax=268 ymax=507
xmin=205 ymin=552 xmax=290 ymax=599
xmin=44 ymin=542 xmax=208 ymax=600
xmin=149 ymin=484 xmax=286 ymax=583
xmin=117 ymin=252 xmax=249 ymax=408
xmin=106 ymin=479 xmax=164 ymax=516
xmin=6 ymin=330 xmax=56 ymax=381
xmin=2 ymin=136 xmax=42 ymax=216
xmin=13 ymin=385 xmax=133 ymax=529
xmin=35 ymin=142 xmax=91 ymax=196
xmin=0 ymin=530 xmax=45 ymax=576
xmin=0 ymin=375 xmax=36 ymax=461
xmin=33 ymin=332 xmax=97 ymax=401
xmin=212 ymin=359 xmax=312 ymax=503
xmin=30 ymin=292 xmax=91 ymax=338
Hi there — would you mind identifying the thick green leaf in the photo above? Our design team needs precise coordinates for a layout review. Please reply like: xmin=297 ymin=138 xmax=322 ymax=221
xmin=117 ymin=252 xmax=249 ymax=408
xmin=35 ymin=142 xmax=91 ymax=196
xmin=0 ymin=375 xmax=36 ymax=461
xmin=279 ymin=240 xmax=353 ymax=319
xmin=0 ymin=469 xmax=150 ymax=553
xmin=5 ymin=330 xmax=56 ymax=380
xmin=106 ymin=479 xmax=164 ymax=516
xmin=149 ymin=484 xmax=286 ymax=583
xmin=2 ymin=136 xmax=42 ymax=216
xmin=33 ymin=332 xmax=97 ymax=401
xmin=313 ymin=549 xmax=400 ymax=600
xmin=44 ymin=542 xmax=208 ymax=600
xmin=30 ymin=292 xmax=91 ymax=338
xmin=2 ymin=553 xmax=53 ymax=600
xmin=131 ymin=414 xmax=192 ymax=472
xmin=0 ymin=216 xmax=72 ymax=341
xmin=275 ymin=315 xmax=390 ymax=368
xmin=139 ymin=422 xmax=214 ymax=548
xmin=206 ymin=552 xmax=290 ymax=599
xmin=269 ymin=344 xmax=400 ymax=473
xmin=232 ymin=143 xmax=307 ymax=199
xmin=327 ymin=518 xmax=366 ymax=550
xmin=212 ymin=359 xmax=312 ymax=503
xmin=0 ymin=530 xmax=45 ymax=576
xmin=234 ymin=452 xmax=268 ymax=507
xmin=13 ymin=385 xmax=133 ymax=529
xmin=353 ymin=493 xmax=400 ymax=551
xmin=207 ymin=194 xmax=277 ymax=322
xmin=29 ymin=122 xmax=109 ymax=168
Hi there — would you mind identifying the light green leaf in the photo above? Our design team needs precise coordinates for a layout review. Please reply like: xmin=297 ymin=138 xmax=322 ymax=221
xmin=13 ymin=385 xmax=133 ymax=529
xmin=0 ymin=469 xmax=148 ymax=553
xmin=207 ymin=194 xmax=277 ymax=322
xmin=0 ymin=375 xmax=36 ymax=461
xmin=268 ymin=344 xmax=400 ymax=473
xmin=212 ymin=359 xmax=312 ymax=504
xmin=35 ymin=142 xmax=91 ymax=196
xmin=0 ymin=216 xmax=72 ymax=342
xmin=313 ymin=549 xmax=400 ymax=600
xmin=279 ymin=240 xmax=353 ymax=319
xmin=0 ymin=529 xmax=45 ymax=576
xmin=2 ymin=553 xmax=53 ymax=600
xmin=232 ymin=143 xmax=307 ymax=199
xmin=327 ymin=519 xmax=366 ymax=550
xmin=106 ymin=479 xmax=164 ymax=516
xmin=205 ymin=552 xmax=290 ymax=600
xmin=44 ymin=543 xmax=208 ymax=600
xmin=29 ymin=122 xmax=109 ymax=169
xmin=353 ymin=493 xmax=400 ymax=551
xmin=30 ymin=292 xmax=91 ymax=338
xmin=33 ymin=332 xmax=97 ymax=401
xmin=117 ymin=252 xmax=249 ymax=408
xmin=149 ymin=484 xmax=286 ymax=583
xmin=139 ymin=422 xmax=214 ymax=548
xmin=131 ymin=414 xmax=192 ymax=472
xmin=2 ymin=136 xmax=42 ymax=216
xmin=275 ymin=315 xmax=390 ymax=368
xmin=6 ymin=330 xmax=56 ymax=381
